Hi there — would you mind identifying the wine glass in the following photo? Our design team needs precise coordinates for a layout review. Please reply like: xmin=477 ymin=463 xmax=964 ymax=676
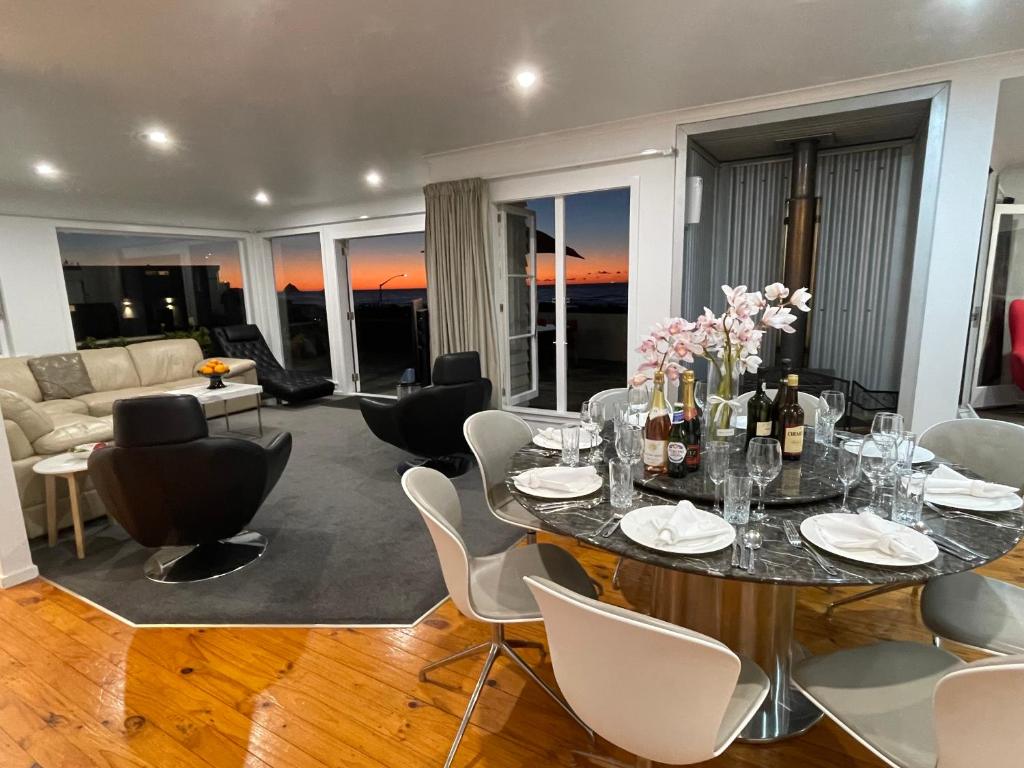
xmin=615 ymin=424 xmax=644 ymax=499
xmin=705 ymin=442 xmax=729 ymax=514
xmin=580 ymin=399 xmax=602 ymax=465
xmin=858 ymin=434 xmax=896 ymax=516
xmin=835 ymin=435 xmax=861 ymax=512
xmin=746 ymin=437 xmax=782 ymax=521
xmin=694 ymin=381 xmax=708 ymax=411
xmin=871 ymin=412 xmax=903 ymax=449
xmin=816 ymin=389 xmax=845 ymax=446
xmin=627 ymin=385 xmax=649 ymax=427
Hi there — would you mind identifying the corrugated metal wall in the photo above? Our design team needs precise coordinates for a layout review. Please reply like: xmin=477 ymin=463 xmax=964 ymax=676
xmin=687 ymin=142 xmax=913 ymax=389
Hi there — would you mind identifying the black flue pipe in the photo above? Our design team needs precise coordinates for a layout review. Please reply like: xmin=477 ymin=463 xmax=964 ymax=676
xmin=780 ymin=139 xmax=818 ymax=367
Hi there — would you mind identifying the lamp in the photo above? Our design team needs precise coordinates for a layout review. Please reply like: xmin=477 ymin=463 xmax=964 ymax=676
xmin=378 ymin=273 xmax=407 ymax=305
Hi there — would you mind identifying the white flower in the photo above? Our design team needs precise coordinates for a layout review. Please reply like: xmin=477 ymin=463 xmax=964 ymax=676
xmin=740 ymin=354 xmax=763 ymax=374
xmin=765 ymin=282 xmax=789 ymax=301
xmin=789 ymin=287 xmax=812 ymax=312
xmin=762 ymin=305 xmax=797 ymax=333
xmin=721 ymin=284 xmax=748 ymax=309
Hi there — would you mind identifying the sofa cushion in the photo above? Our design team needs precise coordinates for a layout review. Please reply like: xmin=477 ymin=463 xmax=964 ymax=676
xmin=75 ymin=387 xmax=166 ymax=417
xmin=28 ymin=353 xmax=95 ymax=400
xmin=79 ymin=347 xmax=141 ymax=391
xmin=4 ymin=419 xmax=33 ymax=461
xmin=37 ymin=399 xmax=90 ymax=416
xmin=128 ymin=339 xmax=204 ymax=386
xmin=0 ymin=388 xmax=54 ymax=442
xmin=0 ymin=356 xmax=44 ymax=402
xmin=33 ymin=413 xmax=114 ymax=455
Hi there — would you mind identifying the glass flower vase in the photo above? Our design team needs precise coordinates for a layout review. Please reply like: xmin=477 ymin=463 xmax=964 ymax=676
xmin=705 ymin=358 xmax=740 ymax=444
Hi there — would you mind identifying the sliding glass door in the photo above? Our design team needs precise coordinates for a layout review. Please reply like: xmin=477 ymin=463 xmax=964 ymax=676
xmin=269 ymin=233 xmax=332 ymax=378
xmin=499 ymin=188 xmax=631 ymax=413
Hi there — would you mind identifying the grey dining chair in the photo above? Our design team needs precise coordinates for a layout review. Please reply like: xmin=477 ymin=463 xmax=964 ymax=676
xmin=914 ymin=415 xmax=1024 ymax=653
xmin=794 ymin=641 xmax=1024 ymax=768
xmin=827 ymin=417 xmax=1024 ymax=617
xmin=401 ymin=467 xmax=596 ymax=768
xmin=463 ymin=409 xmax=542 ymax=544
xmin=524 ymin=575 xmax=769 ymax=766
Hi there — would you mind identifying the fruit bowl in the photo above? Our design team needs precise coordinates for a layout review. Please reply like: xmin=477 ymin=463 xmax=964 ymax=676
xmin=198 ymin=359 xmax=230 ymax=390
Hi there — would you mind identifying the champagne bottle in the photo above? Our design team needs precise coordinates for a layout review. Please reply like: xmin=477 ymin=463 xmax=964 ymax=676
xmin=746 ymin=374 xmax=773 ymax=446
xmin=779 ymin=373 xmax=805 ymax=461
xmin=770 ymin=357 xmax=792 ymax=440
xmin=643 ymin=370 xmax=672 ymax=474
xmin=667 ymin=370 xmax=701 ymax=477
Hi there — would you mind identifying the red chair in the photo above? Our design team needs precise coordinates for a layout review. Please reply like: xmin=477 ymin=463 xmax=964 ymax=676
xmin=1011 ymin=299 xmax=1024 ymax=392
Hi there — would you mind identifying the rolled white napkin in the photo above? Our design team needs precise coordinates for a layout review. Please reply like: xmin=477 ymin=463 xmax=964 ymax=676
xmin=817 ymin=512 xmax=918 ymax=561
xmin=537 ymin=427 xmax=563 ymax=445
xmin=518 ymin=465 xmax=597 ymax=493
xmin=926 ymin=465 xmax=1018 ymax=499
xmin=651 ymin=501 xmax=723 ymax=546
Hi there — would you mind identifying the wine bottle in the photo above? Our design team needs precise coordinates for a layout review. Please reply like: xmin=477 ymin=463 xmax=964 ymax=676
xmin=770 ymin=358 xmax=792 ymax=440
xmin=745 ymin=375 xmax=773 ymax=446
xmin=668 ymin=370 xmax=701 ymax=477
xmin=643 ymin=370 xmax=672 ymax=474
xmin=779 ymin=373 xmax=805 ymax=461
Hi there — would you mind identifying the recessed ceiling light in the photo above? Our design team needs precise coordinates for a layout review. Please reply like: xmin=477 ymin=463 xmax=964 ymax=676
xmin=33 ymin=161 xmax=61 ymax=178
xmin=514 ymin=69 xmax=538 ymax=90
xmin=359 ymin=215 xmax=369 ymax=220
xmin=143 ymin=128 xmax=172 ymax=146
xmin=253 ymin=190 xmax=271 ymax=205
xmin=365 ymin=170 xmax=382 ymax=187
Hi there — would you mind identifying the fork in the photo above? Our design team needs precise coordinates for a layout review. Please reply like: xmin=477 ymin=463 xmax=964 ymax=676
xmin=925 ymin=502 xmax=1021 ymax=531
xmin=782 ymin=520 xmax=839 ymax=576
xmin=599 ymin=512 xmax=626 ymax=538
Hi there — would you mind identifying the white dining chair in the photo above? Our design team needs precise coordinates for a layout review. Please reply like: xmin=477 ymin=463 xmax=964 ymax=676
xmin=735 ymin=389 xmax=819 ymax=426
xmin=918 ymin=418 xmax=1024 ymax=490
xmin=524 ymin=575 xmax=769 ymax=766
xmin=589 ymin=387 xmax=629 ymax=420
xmin=794 ymin=641 xmax=1024 ymax=768
xmin=464 ymin=409 xmax=542 ymax=543
xmin=402 ymin=467 xmax=596 ymax=768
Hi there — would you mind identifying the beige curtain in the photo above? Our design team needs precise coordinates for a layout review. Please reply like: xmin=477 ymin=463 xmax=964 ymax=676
xmin=424 ymin=178 xmax=503 ymax=404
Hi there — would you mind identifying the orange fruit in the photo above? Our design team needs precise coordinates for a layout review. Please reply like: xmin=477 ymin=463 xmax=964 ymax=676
xmin=214 ymin=364 xmax=228 ymax=374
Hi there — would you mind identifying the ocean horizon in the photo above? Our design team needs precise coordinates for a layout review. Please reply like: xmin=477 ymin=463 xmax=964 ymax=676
xmin=282 ymin=282 xmax=627 ymax=309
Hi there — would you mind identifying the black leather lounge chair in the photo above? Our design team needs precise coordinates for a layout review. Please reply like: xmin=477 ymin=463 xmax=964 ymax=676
xmin=359 ymin=351 xmax=492 ymax=477
xmin=88 ymin=394 xmax=292 ymax=582
xmin=213 ymin=324 xmax=335 ymax=404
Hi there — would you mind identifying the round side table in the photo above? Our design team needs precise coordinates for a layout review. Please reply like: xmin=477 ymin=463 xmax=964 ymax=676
xmin=33 ymin=452 xmax=91 ymax=559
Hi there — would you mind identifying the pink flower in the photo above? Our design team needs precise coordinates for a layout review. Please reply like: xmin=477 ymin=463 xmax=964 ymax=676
xmin=790 ymin=287 xmax=812 ymax=312
xmin=765 ymin=282 xmax=789 ymax=301
xmin=721 ymin=284 xmax=748 ymax=309
xmin=631 ymin=372 xmax=650 ymax=387
xmin=665 ymin=363 xmax=682 ymax=381
xmin=637 ymin=338 xmax=656 ymax=354
xmin=762 ymin=305 xmax=797 ymax=333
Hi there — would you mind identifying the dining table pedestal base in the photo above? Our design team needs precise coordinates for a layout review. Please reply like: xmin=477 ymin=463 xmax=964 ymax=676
xmin=649 ymin=568 xmax=823 ymax=743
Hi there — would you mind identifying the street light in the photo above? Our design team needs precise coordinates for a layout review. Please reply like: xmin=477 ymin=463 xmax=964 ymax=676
xmin=378 ymin=273 xmax=407 ymax=304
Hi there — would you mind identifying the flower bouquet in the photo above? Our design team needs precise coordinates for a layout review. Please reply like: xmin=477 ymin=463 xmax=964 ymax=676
xmin=632 ymin=283 xmax=812 ymax=441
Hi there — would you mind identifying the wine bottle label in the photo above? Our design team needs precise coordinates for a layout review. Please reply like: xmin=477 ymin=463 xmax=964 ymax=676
xmin=667 ymin=442 xmax=686 ymax=463
xmin=784 ymin=426 xmax=804 ymax=454
xmin=717 ymin=427 xmax=735 ymax=437
xmin=685 ymin=444 xmax=700 ymax=467
xmin=643 ymin=439 xmax=668 ymax=466
xmin=756 ymin=421 xmax=772 ymax=436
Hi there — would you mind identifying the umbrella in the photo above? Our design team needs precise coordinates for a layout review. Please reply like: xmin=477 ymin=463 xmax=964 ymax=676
xmin=536 ymin=229 xmax=583 ymax=259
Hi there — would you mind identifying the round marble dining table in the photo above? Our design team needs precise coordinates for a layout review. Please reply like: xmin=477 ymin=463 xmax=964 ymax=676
xmin=506 ymin=433 xmax=1024 ymax=743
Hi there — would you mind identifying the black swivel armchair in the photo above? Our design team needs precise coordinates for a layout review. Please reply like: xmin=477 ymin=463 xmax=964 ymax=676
xmin=88 ymin=395 xmax=292 ymax=583
xmin=359 ymin=352 xmax=492 ymax=477
xmin=213 ymin=324 xmax=335 ymax=404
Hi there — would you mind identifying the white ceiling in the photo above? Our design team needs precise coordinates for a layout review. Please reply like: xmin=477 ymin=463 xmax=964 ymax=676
xmin=2 ymin=0 xmax=1024 ymax=229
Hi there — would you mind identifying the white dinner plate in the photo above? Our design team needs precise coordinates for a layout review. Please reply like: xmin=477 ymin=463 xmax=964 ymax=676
xmin=800 ymin=513 xmax=938 ymax=567
xmin=512 ymin=468 xmax=603 ymax=499
xmin=924 ymin=491 xmax=1023 ymax=513
xmin=532 ymin=432 xmax=602 ymax=450
xmin=843 ymin=439 xmax=935 ymax=465
xmin=619 ymin=505 xmax=735 ymax=555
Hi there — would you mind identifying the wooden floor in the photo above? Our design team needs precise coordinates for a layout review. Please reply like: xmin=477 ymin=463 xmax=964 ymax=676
xmin=0 ymin=533 xmax=1018 ymax=768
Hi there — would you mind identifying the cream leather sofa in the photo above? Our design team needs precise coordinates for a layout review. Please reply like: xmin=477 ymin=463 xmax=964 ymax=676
xmin=0 ymin=338 xmax=257 ymax=538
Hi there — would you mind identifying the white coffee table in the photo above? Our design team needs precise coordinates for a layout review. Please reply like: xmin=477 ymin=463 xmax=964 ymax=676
xmin=165 ymin=381 xmax=264 ymax=435
xmin=33 ymin=451 xmax=92 ymax=558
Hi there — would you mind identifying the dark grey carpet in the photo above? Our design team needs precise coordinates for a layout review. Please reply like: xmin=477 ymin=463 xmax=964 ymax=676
xmin=31 ymin=401 xmax=522 ymax=626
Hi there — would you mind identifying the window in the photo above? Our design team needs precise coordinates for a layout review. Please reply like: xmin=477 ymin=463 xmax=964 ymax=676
xmin=58 ymin=231 xmax=245 ymax=347
xmin=270 ymin=233 xmax=332 ymax=378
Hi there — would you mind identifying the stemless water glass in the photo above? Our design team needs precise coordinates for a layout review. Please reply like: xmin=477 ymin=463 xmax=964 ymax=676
xmin=581 ymin=399 xmax=603 ymax=465
xmin=627 ymin=385 xmax=649 ymax=427
xmin=609 ymin=459 xmax=634 ymax=510
xmin=858 ymin=434 xmax=896 ymax=516
xmin=560 ymin=424 xmax=580 ymax=467
xmin=705 ymin=442 xmax=729 ymax=514
xmin=746 ymin=437 xmax=782 ymax=521
xmin=835 ymin=435 xmax=862 ymax=512
xmin=895 ymin=430 xmax=917 ymax=472
xmin=723 ymin=471 xmax=753 ymax=525
xmin=891 ymin=468 xmax=927 ymax=525
xmin=615 ymin=423 xmax=644 ymax=497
